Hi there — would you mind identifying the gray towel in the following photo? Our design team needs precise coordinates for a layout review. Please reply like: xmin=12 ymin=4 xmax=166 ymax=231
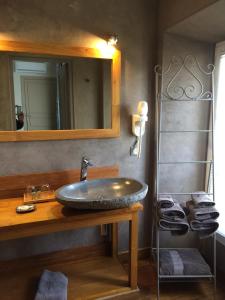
xmin=158 ymin=218 xmax=189 ymax=235
xmin=34 ymin=270 xmax=68 ymax=300
xmin=191 ymin=191 xmax=215 ymax=207
xmin=159 ymin=248 xmax=211 ymax=276
xmin=189 ymin=217 xmax=219 ymax=238
xmin=188 ymin=204 xmax=219 ymax=221
xmin=157 ymin=195 xmax=174 ymax=208
xmin=159 ymin=202 xmax=186 ymax=221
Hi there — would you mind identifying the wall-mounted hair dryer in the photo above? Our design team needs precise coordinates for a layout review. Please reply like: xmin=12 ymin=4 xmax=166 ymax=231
xmin=130 ymin=101 xmax=148 ymax=158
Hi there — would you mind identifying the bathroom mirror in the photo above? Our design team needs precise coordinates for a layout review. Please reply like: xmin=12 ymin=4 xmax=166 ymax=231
xmin=0 ymin=40 xmax=121 ymax=141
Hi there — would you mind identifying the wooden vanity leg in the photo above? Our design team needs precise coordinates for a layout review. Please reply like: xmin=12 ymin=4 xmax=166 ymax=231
xmin=129 ymin=212 xmax=138 ymax=290
xmin=111 ymin=223 xmax=118 ymax=258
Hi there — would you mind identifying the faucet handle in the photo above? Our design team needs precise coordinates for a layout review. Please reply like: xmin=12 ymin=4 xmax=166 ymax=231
xmin=82 ymin=156 xmax=93 ymax=167
xmin=80 ymin=156 xmax=93 ymax=181
xmin=87 ymin=160 xmax=94 ymax=166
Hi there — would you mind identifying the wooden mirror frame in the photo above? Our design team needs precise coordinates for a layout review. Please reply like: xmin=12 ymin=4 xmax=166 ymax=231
xmin=0 ymin=40 xmax=121 ymax=142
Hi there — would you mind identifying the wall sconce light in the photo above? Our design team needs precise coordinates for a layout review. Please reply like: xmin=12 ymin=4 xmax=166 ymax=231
xmin=130 ymin=101 xmax=148 ymax=159
xmin=96 ymin=35 xmax=118 ymax=58
xmin=107 ymin=35 xmax=118 ymax=46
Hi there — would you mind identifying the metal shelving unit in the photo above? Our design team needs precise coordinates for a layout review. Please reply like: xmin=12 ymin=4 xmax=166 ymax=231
xmin=153 ymin=55 xmax=216 ymax=299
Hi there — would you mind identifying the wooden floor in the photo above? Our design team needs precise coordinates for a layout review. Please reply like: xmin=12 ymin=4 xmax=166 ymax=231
xmin=115 ymin=260 xmax=225 ymax=300
xmin=1 ymin=253 xmax=225 ymax=300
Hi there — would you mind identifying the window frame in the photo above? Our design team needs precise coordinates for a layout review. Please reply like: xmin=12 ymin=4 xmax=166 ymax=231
xmin=214 ymin=41 xmax=225 ymax=246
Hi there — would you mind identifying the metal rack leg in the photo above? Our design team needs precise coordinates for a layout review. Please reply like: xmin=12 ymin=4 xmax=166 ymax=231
xmin=156 ymin=228 xmax=160 ymax=300
xmin=151 ymin=215 xmax=156 ymax=257
xmin=213 ymin=233 xmax=217 ymax=296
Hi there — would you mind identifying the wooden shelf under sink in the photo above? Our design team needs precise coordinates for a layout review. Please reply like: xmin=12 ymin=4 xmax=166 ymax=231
xmin=0 ymin=251 xmax=135 ymax=300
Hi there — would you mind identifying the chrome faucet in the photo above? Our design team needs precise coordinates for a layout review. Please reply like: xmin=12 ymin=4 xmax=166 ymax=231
xmin=80 ymin=156 xmax=93 ymax=181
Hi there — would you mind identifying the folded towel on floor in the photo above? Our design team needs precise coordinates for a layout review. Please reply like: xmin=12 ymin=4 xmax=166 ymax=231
xmin=191 ymin=191 xmax=215 ymax=207
xmin=159 ymin=248 xmax=211 ymax=276
xmin=158 ymin=218 xmax=189 ymax=235
xmin=34 ymin=269 xmax=68 ymax=300
xmin=159 ymin=202 xmax=186 ymax=221
xmin=157 ymin=195 xmax=174 ymax=208
xmin=188 ymin=204 xmax=219 ymax=221
xmin=189 ymin=217 xmax=219 ymax=238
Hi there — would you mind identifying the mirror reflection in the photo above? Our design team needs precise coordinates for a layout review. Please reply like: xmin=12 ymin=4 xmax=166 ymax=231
xmin=0 ymin=54 xmax=112 ymax=131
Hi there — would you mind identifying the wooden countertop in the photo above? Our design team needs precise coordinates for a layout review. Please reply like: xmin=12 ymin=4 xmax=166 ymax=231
xmin=0 ymin=197 xmax=143 ymax=241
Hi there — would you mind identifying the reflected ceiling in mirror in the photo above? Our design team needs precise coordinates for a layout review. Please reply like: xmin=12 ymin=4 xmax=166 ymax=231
xmin=0 ymin=40 xmax=121 ymax=141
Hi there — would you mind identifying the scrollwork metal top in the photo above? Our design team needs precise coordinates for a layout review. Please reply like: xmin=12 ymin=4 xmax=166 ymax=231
xmin=155 ymin=55 xmax=215 ymax=101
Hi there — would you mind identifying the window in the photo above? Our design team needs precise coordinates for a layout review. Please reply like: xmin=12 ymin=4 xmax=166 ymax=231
xmin=214 ymin=41 xmax=225 ymax=243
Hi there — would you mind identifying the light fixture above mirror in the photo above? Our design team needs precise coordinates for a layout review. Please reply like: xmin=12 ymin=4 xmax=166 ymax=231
xmin=107 ymin=35 xmax=118 ymax=46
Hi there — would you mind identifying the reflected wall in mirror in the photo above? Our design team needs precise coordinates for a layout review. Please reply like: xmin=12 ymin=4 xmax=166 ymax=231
xmin=0 ymin=40 xmax=121 ymax=141
xmin=1 ymin=54 xmax=112 ymax=131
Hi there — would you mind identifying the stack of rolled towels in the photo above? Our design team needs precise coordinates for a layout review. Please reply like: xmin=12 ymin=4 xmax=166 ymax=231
xmin=187 ymin=191 xmax=219 ymax=238
xmin=157 ymin=192 xmax=219 ymax=238
xmin=157 ymin=195 xmax=189 ymax=235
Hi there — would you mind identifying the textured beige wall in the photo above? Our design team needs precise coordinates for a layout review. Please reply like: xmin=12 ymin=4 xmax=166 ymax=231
xmin=73 ymin=58 xmax=102 ymax=129
xmin=156 ymin=0 xmax=218 ymax=63
xmin=158 ymin=0 xmax=218 ymax=32
xmin=167 ymin=0 xmax=225 ymax=43
xmin=155 ymin=0 xmax=215 ymax=250
xmin=0 ymin=0 xmax=157 ymax=259
xmin=102 ymin=60 xmax=112 ymax=128
xmin=161 ymin=33 xmax=213 ymax=193
xmin=157 ymin=33 xmax=214 ymax=249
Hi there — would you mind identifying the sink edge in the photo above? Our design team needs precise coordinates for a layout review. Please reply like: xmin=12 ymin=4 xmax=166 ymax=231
xmin=55 ymin=178 xmax=148 ymax=210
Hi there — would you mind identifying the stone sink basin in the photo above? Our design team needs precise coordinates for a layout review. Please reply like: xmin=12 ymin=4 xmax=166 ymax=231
xmin=55 ymin=178 xmax=148 ymax=210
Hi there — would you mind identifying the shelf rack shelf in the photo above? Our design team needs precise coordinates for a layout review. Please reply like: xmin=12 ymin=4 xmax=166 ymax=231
xmin=153 ymin=55 xmax=216 ymax=300
xmin=160 ymin=130 xmax=212 ymax=133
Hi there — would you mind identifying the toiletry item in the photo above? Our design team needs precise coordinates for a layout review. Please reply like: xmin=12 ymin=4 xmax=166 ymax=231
xmin=16 ymin=204 xmax=36 ymax=214
xmin=24 ymin=184 xmax=55 ymax=204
